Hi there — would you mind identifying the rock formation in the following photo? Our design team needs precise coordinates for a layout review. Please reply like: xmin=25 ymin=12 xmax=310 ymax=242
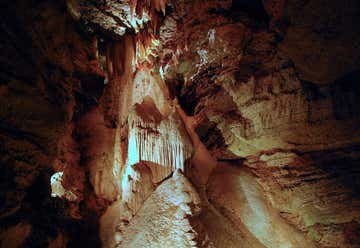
xmin=0 ymin=0 xmax=359 ymax=247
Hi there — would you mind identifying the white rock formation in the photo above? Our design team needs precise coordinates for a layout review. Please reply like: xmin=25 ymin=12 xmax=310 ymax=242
xmin=121 ymin=68 xmax=193 ymax=207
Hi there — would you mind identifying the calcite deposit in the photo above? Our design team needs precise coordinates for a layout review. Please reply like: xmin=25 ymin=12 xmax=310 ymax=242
xmin=0 ymin=0 xmax=359 ymax=247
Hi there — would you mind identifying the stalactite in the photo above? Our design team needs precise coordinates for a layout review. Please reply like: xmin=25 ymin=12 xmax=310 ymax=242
xmin=159 ymin=0 xmax=166 ymax=15
xmin=66 ymin=0 xmax=81 ymax=21
xmin=135 ymin=29 xmax=160 ymax=68
xmin=112 ymin=125 xmax=123 ymax=193
xmin=93 ymin=36 xmax=99 ymax=60
xmin=136 ymin=0 xmax=143 ymax=18
xmin=130 ymin=0 xmax=137 ymax=17
xmin=119 ymin=68 xmax=193 ymax=213
xmin=208 ymin=28 xmax=216 ymax=47
xmin=152 ymin=13 xmax=158 ymax=34
xmin=136 ymin=0 xmax=152 ymax=19
xmin=106 ymin=43 xmax=114 ymax=79
xmin=125 ymin=110 xmax=191 ymax=181
xmin=152 ymin=0 xmax=166 ymax=15
xmin=113 ymin=41 xmax=123 ymax=77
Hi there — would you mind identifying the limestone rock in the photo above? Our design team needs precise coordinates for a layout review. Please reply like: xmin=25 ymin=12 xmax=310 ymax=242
xmin=119 ymin=171 xmax=205 ymax=248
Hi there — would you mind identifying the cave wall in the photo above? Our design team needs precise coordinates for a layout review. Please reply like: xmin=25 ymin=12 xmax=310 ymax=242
xmin=0 ymin=0 xmax=359 ymax=247
xmin=159 ymin=0 xmax=360 ymax=246
xmin=0 ymin=0 xmax=106 ymax=246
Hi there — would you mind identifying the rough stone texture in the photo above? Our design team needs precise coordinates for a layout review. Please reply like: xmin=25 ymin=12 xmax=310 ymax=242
xmin=278 ymin=0 xmax=360 ymax=84
xmin=158 ymin=0 xmax=360 ymax=247
xmin=0 ymin=0 xmax=105 ymax=246
xmin=246 ymin=150 xmax=360 ymax=247
xmin=208 ymin=163 xmax=316 ymax=247
xmin=1 ymin=0 xmax=360 ymax=247
xmin=119 ymin=171 xmax=205 ymax=247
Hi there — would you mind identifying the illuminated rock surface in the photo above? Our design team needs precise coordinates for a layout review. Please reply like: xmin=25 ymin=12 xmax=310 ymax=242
xmin=113 ymin=171 xmax=205 ymax=248
xmin=0 ymin=0 xmax=359 ymax=247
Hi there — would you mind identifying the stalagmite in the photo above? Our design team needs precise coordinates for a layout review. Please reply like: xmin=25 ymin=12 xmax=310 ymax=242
xmin=101 ymin=63 xmax=195 ymax=247
xmin=2 ymin=0 xmax=359 ymax=246
xmin=118 ymin=171 xmax=208 ymax=248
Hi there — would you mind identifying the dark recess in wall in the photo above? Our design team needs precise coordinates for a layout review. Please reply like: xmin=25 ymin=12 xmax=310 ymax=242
xmin=331 ymin=70 xmax=360 ymax=120
xmin=231 ymin=0 xmax=269 ymax=23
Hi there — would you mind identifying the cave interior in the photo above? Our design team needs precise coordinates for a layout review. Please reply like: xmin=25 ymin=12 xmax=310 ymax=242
xmin=0 ymin=0 xmax=360 ymax=247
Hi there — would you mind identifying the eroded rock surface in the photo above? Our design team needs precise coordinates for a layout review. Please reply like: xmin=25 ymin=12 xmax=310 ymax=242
xmin=0 ymin=0 xmax=359 ymax=247
xmin=119 ymin=171 xmax=204 ymax=247
xmin=157 ymin=0 xmax=360 ymax=246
